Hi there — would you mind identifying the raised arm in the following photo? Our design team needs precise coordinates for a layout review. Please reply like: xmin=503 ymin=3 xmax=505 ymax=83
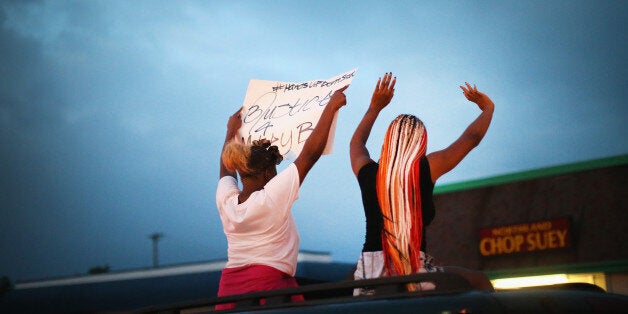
xmin=219 ymin=108 xmax=243 ymax=179
xmin=427 ymin=82 xmax=495 ymax=182
xmin=293 ymin=85 xmax=349 ymax=183
xmin=349 ymin=73 xmax=396 ymax=176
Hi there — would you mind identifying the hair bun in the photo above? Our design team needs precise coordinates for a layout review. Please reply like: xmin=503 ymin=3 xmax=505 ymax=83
xmin=248 ymin=139 xmax=283 ymax=173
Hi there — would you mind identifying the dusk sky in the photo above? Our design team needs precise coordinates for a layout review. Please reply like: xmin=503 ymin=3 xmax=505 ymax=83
xmin=1 ymin=0 xmax=626 ymax=282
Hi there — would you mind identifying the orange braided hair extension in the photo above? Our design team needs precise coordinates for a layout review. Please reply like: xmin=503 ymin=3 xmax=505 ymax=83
xmin=376 ymin=114 xmax=427 ymax=287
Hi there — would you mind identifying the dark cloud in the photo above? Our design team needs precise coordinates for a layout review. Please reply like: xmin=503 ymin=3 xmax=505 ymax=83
xmin=1 ymin=0 xmax=626 ymax=282
xmin=0 ymin=17 xmax=58 ymax=132
xmin=0 ymin=2 xmax=222 ymax=280
xmin=0 ymin=4 xmax=67 ymax=280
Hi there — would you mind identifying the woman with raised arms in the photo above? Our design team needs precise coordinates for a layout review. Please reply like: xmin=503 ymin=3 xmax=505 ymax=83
xmin=350 ymin=73 xmax=494 ymax=294
xmin=215 ymin=85 xmax=348 ymax=308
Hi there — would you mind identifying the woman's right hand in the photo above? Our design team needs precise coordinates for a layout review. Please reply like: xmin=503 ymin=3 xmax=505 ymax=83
xmin=227 ymin=107 xmax=243 ymax=133
xmin=370 ymin=72 xmax=396 ymax=112
xmin=221 ymin=108 xmax=243 ymax=178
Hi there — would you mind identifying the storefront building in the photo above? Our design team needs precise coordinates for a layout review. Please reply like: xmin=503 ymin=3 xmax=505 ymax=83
xmin=428 ymin=154 xmax=627 ymax=294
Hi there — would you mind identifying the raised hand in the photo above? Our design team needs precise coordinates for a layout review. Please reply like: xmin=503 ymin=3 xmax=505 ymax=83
xmin=227 ymin=107 xmax=243 ymax=133
xmin=370 ymin=72 xmax=396 ymax=112
xmin=460 ymin=82 xmax=494 ymax=112
xmin=328 ymin=85 xmax=349 ymax=111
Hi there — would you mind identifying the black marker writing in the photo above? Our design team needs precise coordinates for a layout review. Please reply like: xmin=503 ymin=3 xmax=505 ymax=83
xmin=244 ymin=121 xmax=315 ymax=154
xmin=272 ymin=70 xmax=356 ymax=92
xmin=243 ymin=91 xmax=332 ymax=138
xmin=242 ymin=69 xmax=355 ymax=155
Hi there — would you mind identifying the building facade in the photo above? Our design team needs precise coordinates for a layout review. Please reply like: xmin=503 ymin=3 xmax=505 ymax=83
xmin=427 ymin=155 xmax=628 ymax=294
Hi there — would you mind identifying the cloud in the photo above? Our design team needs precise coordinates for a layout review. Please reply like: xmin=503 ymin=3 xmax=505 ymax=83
xmin=1 ymin=0 xmax=626 ymax=281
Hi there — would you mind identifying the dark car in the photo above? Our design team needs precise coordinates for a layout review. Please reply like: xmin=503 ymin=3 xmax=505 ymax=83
xmin=136 ymin=273 xmax=628 ymax=313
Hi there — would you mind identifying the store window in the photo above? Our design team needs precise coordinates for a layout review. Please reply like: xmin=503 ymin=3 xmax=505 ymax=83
xmin=492 ymin=272 xmax=606 ymax=290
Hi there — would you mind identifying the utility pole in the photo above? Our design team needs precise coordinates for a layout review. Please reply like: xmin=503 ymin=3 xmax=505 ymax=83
xmin=149 ymin=232 xmax=164 ymax=268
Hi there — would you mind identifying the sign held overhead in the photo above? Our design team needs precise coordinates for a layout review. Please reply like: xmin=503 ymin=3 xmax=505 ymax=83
xmin=239 ymin=69 xmax=357 ymax=159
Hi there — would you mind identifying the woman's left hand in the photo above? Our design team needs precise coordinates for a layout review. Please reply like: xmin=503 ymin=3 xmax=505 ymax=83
xmin=460 ymin=82 xmax=494 ymax=112
xmin=328 ymin=85 xmax=349 ymax=111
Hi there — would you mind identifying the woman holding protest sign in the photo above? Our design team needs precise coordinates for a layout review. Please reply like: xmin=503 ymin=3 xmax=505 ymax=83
xmin=215 ymin=85 xmax=348 ymax=309
xmin=350 ymin=73 xmax=494 ymax=294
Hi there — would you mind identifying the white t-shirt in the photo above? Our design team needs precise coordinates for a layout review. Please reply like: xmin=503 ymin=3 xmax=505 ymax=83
xmin=215 ymin=163 xmax=301 ymax=276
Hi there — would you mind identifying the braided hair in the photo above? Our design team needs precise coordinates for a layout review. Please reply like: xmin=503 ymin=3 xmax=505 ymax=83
xmin=376 ymin=114 xmax=427 ymax=287
xmin=222 ymin=139 xmax=283 ymax=178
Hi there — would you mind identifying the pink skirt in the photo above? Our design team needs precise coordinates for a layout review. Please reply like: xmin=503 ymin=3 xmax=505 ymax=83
xmin=215 ymin=264 xmax=304 ymax=310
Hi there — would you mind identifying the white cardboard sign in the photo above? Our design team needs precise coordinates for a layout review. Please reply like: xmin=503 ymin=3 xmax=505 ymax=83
xmin=239 ymin=69 xmax=357 ymax=159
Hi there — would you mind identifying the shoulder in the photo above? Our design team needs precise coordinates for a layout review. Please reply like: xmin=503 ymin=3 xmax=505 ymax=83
xmin=264 ymin=163 xmax=300 ymax=209
xmin=216 ymin=176 xmax=239 ymax=206
xmin=357 ymin=161 xmax=378 ymax=182
xmin=266 ymin=163 xmax=300 ymax=191
xmin=419 ymin=156 xmax=435 ymax=187
xmin=217 ymin=175 xmax=238 ymax=191
xmin=282 ymin=163 xmax=299 ymax=180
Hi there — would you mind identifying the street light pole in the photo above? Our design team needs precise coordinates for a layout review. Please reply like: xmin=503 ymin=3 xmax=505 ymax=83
xmin=149 ymin=232 xmax=164 ymax=268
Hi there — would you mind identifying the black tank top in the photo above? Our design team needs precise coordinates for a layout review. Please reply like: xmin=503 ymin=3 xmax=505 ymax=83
xmin=357 ymin=156 xmax=435 ymax=252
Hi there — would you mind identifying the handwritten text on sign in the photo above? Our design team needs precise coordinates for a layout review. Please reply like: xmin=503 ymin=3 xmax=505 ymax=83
xmin=479 ymin=218 xmax=572 ymax=257
xmin=239 ymin=69 xmax=357 ymax=158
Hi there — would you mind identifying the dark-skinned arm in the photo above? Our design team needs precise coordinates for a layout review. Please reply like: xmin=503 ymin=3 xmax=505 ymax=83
xmin=349 ymin=73 xmax=396 ymax=177
xmin=427 ymin=83 xmax=495 ymax=182
xmin=293 ymin=85 xmax=349 ymax=183
xmin=219 ymin=108 xmax=242 ymax=179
